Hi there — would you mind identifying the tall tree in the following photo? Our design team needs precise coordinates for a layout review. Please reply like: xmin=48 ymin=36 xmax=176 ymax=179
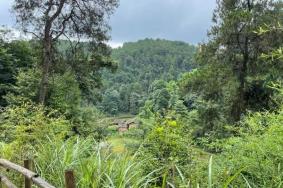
xmin=212 ymin=0 xmax=283 ymax=121
xmin=13 ymin=0 xmax=119 ymax=104
xmin=179 ymin=0 xmax=283 ymax=136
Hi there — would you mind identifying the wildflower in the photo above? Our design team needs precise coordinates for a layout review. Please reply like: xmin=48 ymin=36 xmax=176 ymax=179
xmin=168 ymin=120 xmax=177 ymax=127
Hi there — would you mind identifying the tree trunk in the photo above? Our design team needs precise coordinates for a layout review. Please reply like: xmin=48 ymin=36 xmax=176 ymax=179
xmin=231 ymin=0 xmax=252 ymax=122
xmin=38 ymin=1 xmax=65 ymax=104
xmin=233 ymin=37 xmax=249 ymax=122
xmin=38 ymin=37 xmax=52 ymax=104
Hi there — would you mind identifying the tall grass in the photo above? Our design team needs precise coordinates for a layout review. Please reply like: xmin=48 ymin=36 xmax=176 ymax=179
xmin=33 ymin=137 xmax=156 ymax=188
xmin=1 ymin=136 xmax=251 ymax=188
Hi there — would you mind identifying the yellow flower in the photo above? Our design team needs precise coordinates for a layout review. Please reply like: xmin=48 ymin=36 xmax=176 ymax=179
xmin=168 ymin=120 xmax=177 ymax=127
xmin=156 ymin=127 xmax=164 ymax=133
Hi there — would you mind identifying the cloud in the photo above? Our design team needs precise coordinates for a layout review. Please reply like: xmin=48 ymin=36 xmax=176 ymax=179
xmin=0 ymin=0 xmax=217 ymax=45
xmin=109 ymin=0 xmax=217 ymax=44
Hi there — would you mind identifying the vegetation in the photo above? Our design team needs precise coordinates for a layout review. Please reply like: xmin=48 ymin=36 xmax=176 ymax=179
xmin=99 ymin=39 xmax=196 ymax=115
xmin=0 ymin=0 xmax=283 ymax=187
xmin=13 ymin=0 xmax=119 ymax=104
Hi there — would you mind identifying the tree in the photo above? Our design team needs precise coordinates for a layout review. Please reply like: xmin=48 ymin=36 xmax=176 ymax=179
xmin=0 ymin=37 xmax=35 ymax=107
xmin=100 ymin=89 xmax=120 ymax=115
xmin=129 ymin=92 xmax=142 ymax=115
xmin=0 ymin=43 xmax=14 ymax=107
xmin=55 ymin=41 xmax=117 ymax=105
xmin=209 ymin=0 xmax=283 ymax=121
xmin=13 ymin=0 xmax=119 ymax=104
xmin=181 ymin=0 xmax=283 ymax=129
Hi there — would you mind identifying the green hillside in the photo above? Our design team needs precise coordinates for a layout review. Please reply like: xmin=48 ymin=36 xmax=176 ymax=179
xmin=99 ymin=39 xmax=196 ymax=115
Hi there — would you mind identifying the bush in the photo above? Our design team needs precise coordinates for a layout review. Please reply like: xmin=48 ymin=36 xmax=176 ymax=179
xmin=71 ymin=106 xmax=110 ymax=140
xmin=138 ymin=117 xmax=191 ymax=186
xmin=0 ymin=102 xmax=70 ymax=160
xmin=0 ymin=102 xmax=70 ymax=186
xmin=211 ymin=107 xmax=283 ymax=187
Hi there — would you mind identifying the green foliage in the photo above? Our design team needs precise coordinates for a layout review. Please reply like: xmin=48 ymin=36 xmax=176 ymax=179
xmin=1 ymin=1 xmax=283 ymax=188
xmin=5 ymin=68 xmax=41 ymax=105
xmin=0 ymin=44 xmax=16 ymax=106
xmin=57 ymin=42 xmax=118 ymax=104
xmin=138 ymin=118 xmax=191 ymax=186
xmin=140 ymin=80 xmax=189 ymax=119
xmin=34 ymin=137 xmax=155 ymax=188
xmin=72 ymin=106 xmax=110 ymax=140
xmin=212 ymin=106 xmax=283 ymax=187
xmin=0 ymin=39 xmax=35 ymax=107
xmin=49 ymin=71 xmax=82 ymax=116
xmin=99 ymin=89 xmax=120 ymax=115
xmin=180 ymin=0 xmax=283 ymax=135
xmin=0 ymin=102 xmax=70 ymax=160
xmin=99 ymin=39 xmax=196 ymax=115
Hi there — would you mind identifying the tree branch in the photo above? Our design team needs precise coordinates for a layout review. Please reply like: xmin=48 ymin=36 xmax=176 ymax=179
xmin=53 ymin=10 xmax=74 ymax=41
xmin=44 ymin=0 xmax=54 ymax=18
xmin=23 ymin=29 xmax=40 ymax=39
xmin=49 ymin=0 xmax=66 ymax=22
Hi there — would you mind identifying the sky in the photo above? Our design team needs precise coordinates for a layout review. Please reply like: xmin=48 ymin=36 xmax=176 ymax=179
xmin=0 ymin=0 xmax=217 ymax=47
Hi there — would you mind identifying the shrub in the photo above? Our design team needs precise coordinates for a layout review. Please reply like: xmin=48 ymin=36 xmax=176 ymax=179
xmin=71 ymin=106 xmax=110 ymax=140
xmin=0 ymin=102 xmax=70 ymax=160
xmin=138 ymin=117 xmax=191 ymax=186
xmin=210 ymin=106 xmax=283 ymax=187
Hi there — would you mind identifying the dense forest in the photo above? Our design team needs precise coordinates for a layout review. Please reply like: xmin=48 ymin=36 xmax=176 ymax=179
xmin=99 ymin=39 xmax=196 ymax=115
xmin=0 ymin=0 xmax=283 ymax=187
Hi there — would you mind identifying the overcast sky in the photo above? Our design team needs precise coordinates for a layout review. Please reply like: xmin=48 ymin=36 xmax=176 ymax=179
xmin=0 ymin=0 xmax=217 ymax=47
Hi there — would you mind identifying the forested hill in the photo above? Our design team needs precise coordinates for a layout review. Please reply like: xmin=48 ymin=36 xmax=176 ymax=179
xmin=99 ymin=39 xmax=196 ymax=115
